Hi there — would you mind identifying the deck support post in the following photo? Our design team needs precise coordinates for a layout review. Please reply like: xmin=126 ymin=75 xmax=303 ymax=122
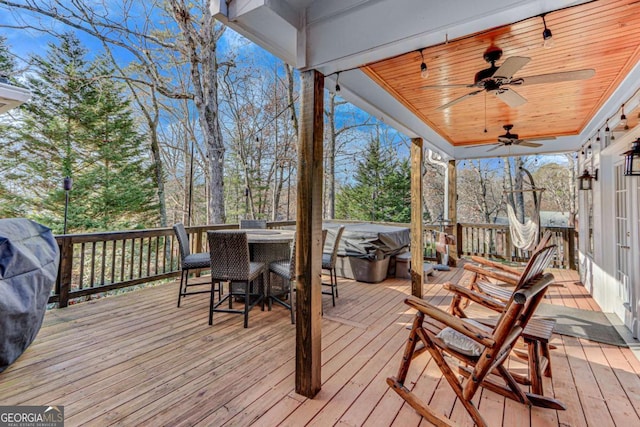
xmin=295 ymin=69 xmax=324 ymax=398
xmin=446 ymin=159 xmax=459 ymax=265
xmin=410 ymin=138 xmax=423 ymax=297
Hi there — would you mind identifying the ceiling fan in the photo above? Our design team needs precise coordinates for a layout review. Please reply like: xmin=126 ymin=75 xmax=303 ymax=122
xmin=486 ymin=124 xmax=556 ymax=152
xmin=422 ymin=46 xmax=595 ymax=111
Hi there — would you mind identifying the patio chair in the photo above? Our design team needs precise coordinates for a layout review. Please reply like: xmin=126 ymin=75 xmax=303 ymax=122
xmin=207 ymin=231 xmax=265 ymax=328
xmin=269 ymin=230 xmax=327 ymax=324
xmin=446 ymin=243 xmax=558 ymax=396
xmin=240 ymin=219 xmax=267 ymax=229
xmin=322 ymin=225 xmax=345 ymax=306
xmin=388 ymin=267 xmax=565 ymax=427
xmin=173 ymin=223 xmax=219 ymax=308
xmin=268 ymin=241 xmax=296 ymax=324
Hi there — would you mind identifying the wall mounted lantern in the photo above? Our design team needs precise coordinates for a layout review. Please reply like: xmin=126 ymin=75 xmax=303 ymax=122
xmin=578 ymin=168 xmax=598 ymax=191
xmin=623 ymin=138 xmax=640 ymax=176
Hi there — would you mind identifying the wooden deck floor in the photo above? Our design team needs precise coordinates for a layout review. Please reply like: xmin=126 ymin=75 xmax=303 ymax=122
xmin=2 ymin=266 xmax=640 ymax=426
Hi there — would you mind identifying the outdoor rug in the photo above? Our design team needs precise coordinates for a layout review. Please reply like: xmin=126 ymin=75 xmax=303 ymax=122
xmin=535 ymin=303 xmax=627 ymax=347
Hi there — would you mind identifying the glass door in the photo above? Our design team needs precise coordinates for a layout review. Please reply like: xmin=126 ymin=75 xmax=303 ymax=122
xmin=614 ymin=163 xmax=632 ymax=323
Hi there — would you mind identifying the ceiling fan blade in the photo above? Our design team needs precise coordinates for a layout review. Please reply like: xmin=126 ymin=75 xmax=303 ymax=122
xmin=494 ymin=88 xmax=527 ymax=108
xmin=487 ymin=144 xmax=502 ymax=152
xmin=421 ymin=83 xmax=474 ymax=89
xmin=523 ymin=135 xmax=557 ymax=142
xmin=516 ymin=69 xmax=595 ymax=86
xmin=493 ymin=56 xmax=531 ymax=80
xmin=436 ymin=89 xmax=483 ymax=110
xmin=518 ymin=141 xmax=543 ymax=148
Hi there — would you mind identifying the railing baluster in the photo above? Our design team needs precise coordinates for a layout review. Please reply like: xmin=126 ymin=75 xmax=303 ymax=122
xmin=101 ymin=241 xmax=107 ymax=286
xmin=129 ymin=238 xmax=135 ymax=280
xmin=90 ymin=242 xmax=96 ymax=289
xmin=146 ymin=237 xmax=152 ymax=277
xmin=155 ymin=236 xmax=160 ymax=275
xmin=79 ymin=242 xmax=86 ymax=290
xmin=111 ymin=240 xmax=117 ymax=284
xmin=138 ymin=237 xmax=144 ymax=279
xmin=120 ymin=239 xmax=126 ymax=283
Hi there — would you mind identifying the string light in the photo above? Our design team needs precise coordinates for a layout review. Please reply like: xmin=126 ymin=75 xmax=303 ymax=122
xmin=541 ymin=14 xmax=554 ymax=48
xmin=620 ymin=104 xmax=628 ymax=130
xmin=419 ymin=49 xmax=429 ymax=79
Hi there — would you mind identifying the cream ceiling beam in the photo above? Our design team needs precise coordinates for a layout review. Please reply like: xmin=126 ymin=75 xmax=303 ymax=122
xmin=0 ymin=81 xmax=31 ymax=114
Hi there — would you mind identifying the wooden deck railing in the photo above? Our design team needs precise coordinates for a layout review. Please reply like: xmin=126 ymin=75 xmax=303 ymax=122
xmin=50 ymin=220 xmax=575 ymax=308
xmin=457 ymin=223 xmax=576 ymax=269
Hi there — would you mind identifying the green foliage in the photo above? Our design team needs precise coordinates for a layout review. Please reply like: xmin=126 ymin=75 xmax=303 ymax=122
xmin=0 ymin=35 xmax=15 ymax=78
xmin=1 ymin=33 xmax=157 ymax=232
xmin=336 ymin=136 xmax=410 ymax=223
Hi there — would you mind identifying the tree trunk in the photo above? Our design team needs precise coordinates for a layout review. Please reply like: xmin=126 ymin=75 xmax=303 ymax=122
xmin=170 ymin=1 xmax=226 ymax=223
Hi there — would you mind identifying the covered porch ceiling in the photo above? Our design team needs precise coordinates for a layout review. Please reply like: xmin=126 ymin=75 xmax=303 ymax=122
xmin=212 ymin=0 xmax=640 ymax=160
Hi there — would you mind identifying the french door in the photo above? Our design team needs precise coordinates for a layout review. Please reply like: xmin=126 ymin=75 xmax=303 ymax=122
xmin=614 ymin=163 xmax=633 ymax=326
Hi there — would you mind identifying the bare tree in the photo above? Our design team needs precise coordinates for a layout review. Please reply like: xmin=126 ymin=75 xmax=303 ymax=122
xmin=423 ymin=150 xmax=446 ymax=223
xmin=458 ymin=159 xmax=502 ymax=223
xmin=324 ymin=91 xmax=372 ymax=219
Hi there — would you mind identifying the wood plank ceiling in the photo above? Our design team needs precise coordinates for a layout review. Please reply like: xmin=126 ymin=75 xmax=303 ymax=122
xmin=362 ymin=0 xmax=640 ymax=150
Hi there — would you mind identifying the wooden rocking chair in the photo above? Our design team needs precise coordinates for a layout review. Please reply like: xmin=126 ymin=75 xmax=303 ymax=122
xmin=462 ymin=230 xmax=554 ymax=303
xmin=446 ymin=243 xmax=558 ymax=396
xmin=387 ymin=253 xmax=565 ymax=426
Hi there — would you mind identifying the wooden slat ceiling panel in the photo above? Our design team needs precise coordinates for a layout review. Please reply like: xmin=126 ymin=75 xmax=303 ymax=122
xmin=362 ymin=0 xmax=640 ymax=148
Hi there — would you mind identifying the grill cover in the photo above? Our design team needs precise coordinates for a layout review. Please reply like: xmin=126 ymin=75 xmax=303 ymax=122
xmin=0 ymin=219 xmax=59 ymax=372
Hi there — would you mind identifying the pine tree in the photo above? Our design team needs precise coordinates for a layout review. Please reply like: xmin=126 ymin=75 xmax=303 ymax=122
xmin=6 ymin=33 xmax=156 ymax=232
xmin=336 ymin=136 xmax=410 ymax=223
xmin=0 ymin=36 xmax=26 ymax=217
xmin=70 ymin=57 xmax=157 ymax=230
xmin=0 ymin=35 xmax=15 ymax=80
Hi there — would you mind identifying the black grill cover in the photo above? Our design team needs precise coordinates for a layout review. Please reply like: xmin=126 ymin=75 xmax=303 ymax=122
xmin=0 ymin=219 xmax=59 ymax=372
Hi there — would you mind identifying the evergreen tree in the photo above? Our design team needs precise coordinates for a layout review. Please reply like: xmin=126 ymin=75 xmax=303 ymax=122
xmin=68 ymin=58 xmax=157 ymax=230
xmin=336 ymin=136 xmax=410 ymax=223
xmin=4 ymin=33 xmax=156 ymax=232
xmin=0 ymin=35 xmax=15 ymax=79
xmin=0 ymin=36 xmax=26 ymax=217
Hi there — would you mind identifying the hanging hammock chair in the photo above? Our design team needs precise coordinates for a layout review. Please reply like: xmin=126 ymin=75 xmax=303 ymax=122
xmin=506 ymin=201 xmax=541 ymax=251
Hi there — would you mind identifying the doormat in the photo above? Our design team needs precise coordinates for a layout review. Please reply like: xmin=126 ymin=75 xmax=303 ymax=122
xmin=535 ymin=303 xmax=627 ymax=347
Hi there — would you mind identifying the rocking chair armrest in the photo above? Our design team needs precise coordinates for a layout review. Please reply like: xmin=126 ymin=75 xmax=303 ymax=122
xmin=443 ymin=282 xmax=506 ymax=313
xmin=469 ymin=256 xmax=523 ymax=276
xmin=405 ymin=296 xmax=496 ymax=348
xmin=463 ymin=264 xmax=520 ymax=286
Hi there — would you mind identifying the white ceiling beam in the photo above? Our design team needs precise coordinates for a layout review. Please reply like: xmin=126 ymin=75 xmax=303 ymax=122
xmin=0 ymin=81 xmax=31 ymax=114
xmin=211 ymin=0 xmax=304 ymax=67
